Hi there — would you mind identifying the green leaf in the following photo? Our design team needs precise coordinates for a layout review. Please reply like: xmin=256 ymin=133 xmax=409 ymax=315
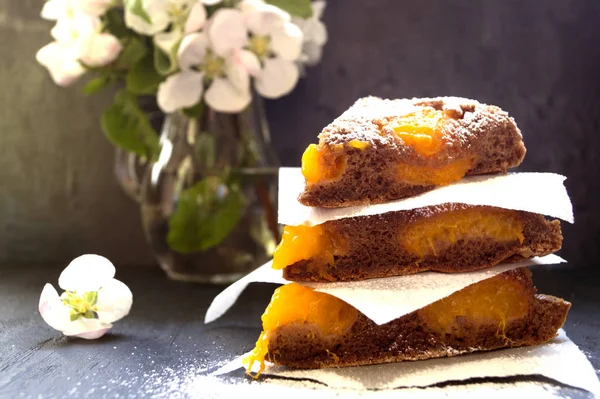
xmin=167 ymin=177 xmax=244 ymax=253
xmin=101 ymin=90 xmax=159 ymax=159
xmin=266 ymin=0 xmax=313 ymax=18
xmin=83 ymin=75 xmax=110 ymax=96
xmin=182 ymin=101 xmax=204 ymax=119
xmin=126 ymin=54 xmax=163 ymax=95
xmin=116 ymin=37 xmax=148 ymax=69
xmin=125 ymin=0 xmax=152 ymax=24
xmin=153 ymin=40 xmax=180 ymax=76
xmin=103 ymin=8 xmax=129 ymax=38
xmin=195 ymin=132 xmax=216 ymax=170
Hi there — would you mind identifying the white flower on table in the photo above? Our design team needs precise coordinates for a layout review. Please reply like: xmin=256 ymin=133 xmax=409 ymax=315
xmin=39 ymin=255 xmax=133 ymax=340
xmin=293 ymin=0 xmax=327 ymax=67
xmin=236 ymin=0 xmax=303 ymax=98
xmin=36 ymin=2 xmax=122 ymax=86
xmin=157 ymin=8 xmax=252 ymax=113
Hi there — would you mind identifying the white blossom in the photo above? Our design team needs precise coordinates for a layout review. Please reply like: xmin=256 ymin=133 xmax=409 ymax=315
xmin=238 ymin=0 xmax=303 ymax=98
xmin=39 ymin=255 xmax=133 ymax=339
xmin=125 ymin=0 xmax=208 ymax=36
xmin=37 ymin=8 xmax=122 ymax=85
xmin=41 ymin=0 xmax=115 ymax=19
xmin=293 ymin=0 xmax=327 ymax=66
xmin=157 ymin=9 xmax=252 ymax=113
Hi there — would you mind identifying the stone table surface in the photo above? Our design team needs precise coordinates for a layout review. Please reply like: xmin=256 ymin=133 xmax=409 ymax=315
xmin=0 ymin=264 xmax=598 ymax=398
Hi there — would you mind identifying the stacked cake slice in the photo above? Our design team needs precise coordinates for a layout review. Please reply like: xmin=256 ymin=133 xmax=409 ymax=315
xmin=243 ymin=97 xmax=571 ymax=376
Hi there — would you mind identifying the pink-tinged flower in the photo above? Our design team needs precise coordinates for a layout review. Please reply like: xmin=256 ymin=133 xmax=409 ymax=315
xmin=293 ymin=1 xmax=328 ymax=67
xmin=39 ymin=255 xmax=133 ymax=340
xmin=36 ymin=41 xmax=86 ymax=86
xmin=237 ymin=0 xmax=303 ymax=98
xmin=157 ymin=9 xmax=253 ymax=114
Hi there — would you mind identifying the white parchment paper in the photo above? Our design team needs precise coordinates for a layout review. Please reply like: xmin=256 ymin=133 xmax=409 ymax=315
xmin=211 ymin=330 xmax=600 ymax=396
xmin=205 ymin=255 xmax=565 ymax=325
xmin=279 ymin=168 xmax=574 ymax=226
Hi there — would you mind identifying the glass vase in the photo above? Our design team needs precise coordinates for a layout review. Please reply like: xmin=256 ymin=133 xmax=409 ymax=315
xmin=139 ymin=98 xmax=280 ymax=283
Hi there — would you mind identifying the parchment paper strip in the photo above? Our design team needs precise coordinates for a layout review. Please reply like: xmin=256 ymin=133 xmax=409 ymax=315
xmin=211 ymin=330 xmax=599 ymax=395
xmin=278 ymin=168 xmax=574 ymax=226
xmin=205 ymin=255 xmax=565 ymax=325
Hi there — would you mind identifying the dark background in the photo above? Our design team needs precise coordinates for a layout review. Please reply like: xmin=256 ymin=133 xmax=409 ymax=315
xmin=1 ymin=0 xmax=599 ymax=270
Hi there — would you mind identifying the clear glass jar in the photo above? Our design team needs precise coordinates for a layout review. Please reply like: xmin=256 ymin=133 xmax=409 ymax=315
xmin=139 ymin=98 xmax=280 ymax=283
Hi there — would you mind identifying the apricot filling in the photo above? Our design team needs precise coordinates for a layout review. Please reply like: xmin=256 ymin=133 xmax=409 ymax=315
xmin=243 ymin=283 xmax=358 ymax=377
xmin=419 ymin=271 xmax=531 ymax=336
xmin=387 ymin=108 xmax=448 ymax=156
xmin=301 ymin=144 xmax=347 ymax=184
xmin=245 ymin=271 xmax=532 ymax=377
xmin=397 ymin=158 xmax=473 ymax=186
xmin=272 ymin=225 xmax=348 ymax=278
xmin=401 ymin=207 xmax=525 ymax=258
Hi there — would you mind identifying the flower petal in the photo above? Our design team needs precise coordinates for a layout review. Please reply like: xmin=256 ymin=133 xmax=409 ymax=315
xmin=235 ymin=48 xmax=261 ymax=76
xmin=237 ymin=0 xmax=266 ymax=14
xmin=226 ymin=53 xmax=250 ymax=92
xmin=124 ymin=1 xmax=170 ymax=36
xmin=79 ymin=33 xmax=123 ymax=67
xmin=41 ymin=0 xmax=68 ymax=20
xmin=245 ymin=4 xmax=290 ymax=36
xmin=301 ymin=41 xmax=324 ymax=66
xmin=208 ymin=9 xmax=248 ymax=57
xmin=74 ymin=328 xmax=111 ymax=340
xmin=202 ymin=0 xmax=223 ymax=4
xmin=312 ymin=0 xmax=327 ymax=20
xmin=157 ymin=70 xmax=204 ymax=113
xmin=184 ymin=2 xmax=207 ymax=34
xmin=205 ymin=77 xmax=251 ymax=113
xmin=62 ymin=317 xmax=112 ymax=337
xmin=270 ymin=21 xmax=303 ymax=61
xmin=36 ymin=42 xmax=85 ymax=87
xmin=254 ymin=57 xmax=299 ymax=98
xmin=95 ymin=279 xmax=133 ymax=324
xmin=79 ymin=0 xmax=115 ymax=16
xmin=58 ymin=254 xmax=116 ymax=292
xmin=39 ymin=284 xmax=72 ymax=332
xmin=177 ymin=32 xmax=208 ymax=70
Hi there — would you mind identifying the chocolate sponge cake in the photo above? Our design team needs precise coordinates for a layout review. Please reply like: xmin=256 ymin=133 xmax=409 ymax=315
xmin=299 ymin=96 xmax=526 ymax=208
xmin=274 ymin=204 xmax=562 ymax=282
xmin=244 ymin=268 xmax=570 ymax=374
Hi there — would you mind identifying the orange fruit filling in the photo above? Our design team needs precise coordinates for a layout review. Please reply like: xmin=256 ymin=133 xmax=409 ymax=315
xmin=272 ymin=225 xmax=348 ymax=279
xmin=401 ymin=207 xmax=525 ymax=258
xmin=243 ymin=283 xmax=358 ymax=377
xmin=301 ymin=144 xmax=347 ymax=184
xmin=397 ymin=158 xmax=473 ymax=186
xmin=244 ymin=271 xmax=531 ymax=377
xmin=387 ymin=108 xmax=447 ymax=156
xmin=419 ymin=271 xmax=531 ymax=336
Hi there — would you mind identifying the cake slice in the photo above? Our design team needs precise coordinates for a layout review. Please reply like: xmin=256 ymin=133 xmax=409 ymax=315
xmin=299 ymin=96 xmax=526 ymax=208
xmin=244 ymin=268 xmax=570 ymax=375
xmin=274 ymin=204 xmax=562 ymax=282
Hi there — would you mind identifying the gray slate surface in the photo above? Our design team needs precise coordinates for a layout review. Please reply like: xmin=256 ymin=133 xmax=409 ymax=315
xmin=0 ymin=264 xmax=598 ymax=398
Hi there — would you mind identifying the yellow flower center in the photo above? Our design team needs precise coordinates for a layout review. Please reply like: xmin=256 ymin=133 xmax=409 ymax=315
xmin=248 ymin=35 xmax=271 ymax=60
xmin=61 ymin=290 xmax=99 ymax=321
xmin=201 ymin=50 xmax=226 ymax=80
xmin=168 ymin=3 xmax=192 ymax=28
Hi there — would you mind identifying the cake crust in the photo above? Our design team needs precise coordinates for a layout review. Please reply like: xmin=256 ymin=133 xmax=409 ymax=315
xmin=299 ymin=96 xmax=526 ymax=208
xmin=265 ymin=269 xmax=571 ymax=369
xmin=282 ymin=204 xmax=563 ymax=282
